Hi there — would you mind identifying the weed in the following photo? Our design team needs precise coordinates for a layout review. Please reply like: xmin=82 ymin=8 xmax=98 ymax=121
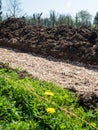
xmin=0 ymin=67 xmax=98 ymax=130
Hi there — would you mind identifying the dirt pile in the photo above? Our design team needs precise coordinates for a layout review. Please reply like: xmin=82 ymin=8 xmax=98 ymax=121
xmin=0 ymin=18 xmax=98 ymax=65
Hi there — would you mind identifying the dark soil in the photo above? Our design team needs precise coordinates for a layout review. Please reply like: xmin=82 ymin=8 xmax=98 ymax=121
xmin=0 ymin=18 xmax=98 ymax=65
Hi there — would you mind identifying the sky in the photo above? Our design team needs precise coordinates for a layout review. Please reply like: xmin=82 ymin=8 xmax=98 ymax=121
xmin=2 ymin=0 xmax=98 ymax=19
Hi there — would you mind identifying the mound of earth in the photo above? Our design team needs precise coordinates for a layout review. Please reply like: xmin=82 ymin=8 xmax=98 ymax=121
xmin=0 ymin=18 xmax=98 ymax=65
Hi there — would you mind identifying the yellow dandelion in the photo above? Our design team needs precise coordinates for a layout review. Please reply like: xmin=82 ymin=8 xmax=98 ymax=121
xmin=45 ymin=91 xmax=54 ymax=96
xmin=46 ymin=108 xmax=55 ymax=114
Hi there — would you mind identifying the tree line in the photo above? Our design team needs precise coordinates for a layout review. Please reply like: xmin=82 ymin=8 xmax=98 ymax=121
xmin=0 ymin=0 xmax=98 ymax=28
xmin=25 ymin=10 xmax=92 ymax=27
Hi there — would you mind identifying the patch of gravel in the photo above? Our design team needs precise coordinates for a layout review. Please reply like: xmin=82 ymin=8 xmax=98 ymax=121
xmin=0 ymin=47 xmax=98 ymax=108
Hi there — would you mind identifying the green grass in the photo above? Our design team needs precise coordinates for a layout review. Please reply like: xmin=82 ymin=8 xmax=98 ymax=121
xmin=0 ymin=67 xmax=98 ymax=130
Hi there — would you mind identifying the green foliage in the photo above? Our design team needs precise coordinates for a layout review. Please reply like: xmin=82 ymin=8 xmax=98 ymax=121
xmin=25 ymin=11 xmax=74 ymax=27
xmin=93 ymin=12 xmax=98 ymax=28
xmin=0 ymin=0 xmax=2 ymax=21
xmin=76 ymin=10 xmax=92 ymax=26
xmin=24 ymin=10 xmax=93 ymax=27
xmin=58 ymin=14 xmax=73 ymax=26
xmin=50 ymin=10 xmax=56 ymax=27
xmin=0 ymin=67 xmax=98 ymax=130
xmin=25 ymin=10 xmax=93 ymax=28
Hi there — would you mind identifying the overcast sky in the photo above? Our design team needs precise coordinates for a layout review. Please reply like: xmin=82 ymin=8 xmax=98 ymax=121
xmin=2 ymin=0 xmax=98 ymax=18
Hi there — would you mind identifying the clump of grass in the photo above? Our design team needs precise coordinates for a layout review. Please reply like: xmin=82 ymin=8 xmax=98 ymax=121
xmin=0 ymin=67 xmax=98 ymax=130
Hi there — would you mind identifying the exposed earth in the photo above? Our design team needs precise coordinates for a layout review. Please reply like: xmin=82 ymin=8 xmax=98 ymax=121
xmin=0 ymin=18 xmax=98 ymax=65
xmin=0 ymin=18 xmax=98 ymax=108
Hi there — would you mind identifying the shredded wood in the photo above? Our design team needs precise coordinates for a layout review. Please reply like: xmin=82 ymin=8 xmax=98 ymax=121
xmin=0 ymin=47 xmax=98 ymax=95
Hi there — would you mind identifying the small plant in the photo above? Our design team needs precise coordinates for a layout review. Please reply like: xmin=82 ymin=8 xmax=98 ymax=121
xmin=0 ymin=67 xmax=98 ymax=130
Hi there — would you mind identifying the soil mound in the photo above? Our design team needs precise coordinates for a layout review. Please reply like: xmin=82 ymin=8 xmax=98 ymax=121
xmin=0 ymin=18 xmax=98 ymax=65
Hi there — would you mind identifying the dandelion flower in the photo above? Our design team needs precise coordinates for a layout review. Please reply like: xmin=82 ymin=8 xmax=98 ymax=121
xmin=45 ymin=91 xmax=54 ymax=96
xmin=46 ymin=108 xmax=55 ymax=114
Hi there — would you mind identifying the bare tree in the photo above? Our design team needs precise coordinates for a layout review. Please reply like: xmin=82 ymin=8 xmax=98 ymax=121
xmin=7 ymin=0 xmax=21 ymax=17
